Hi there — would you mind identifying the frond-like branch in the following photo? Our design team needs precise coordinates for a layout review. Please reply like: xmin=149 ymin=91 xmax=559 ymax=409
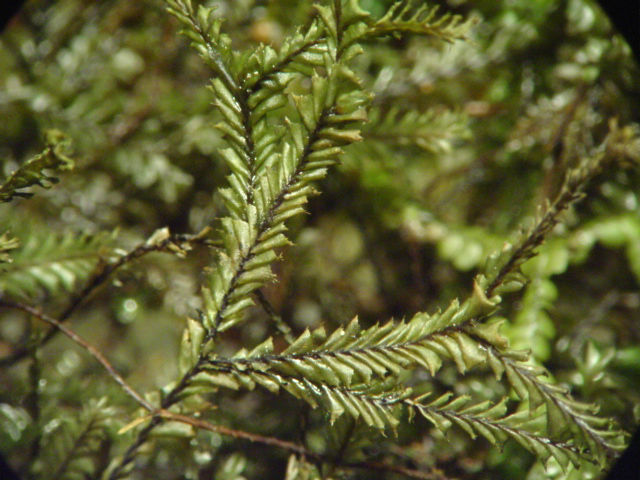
xmin=370 ymin=2 xmax=477 ymax=42
xmin=241 ymin=21 xmax=327 ymax=93
xmin=200 ymin=69 xmax=368 ymax=338
xmin=166 ymin=0 xmax=237 ymax=92
xmin=477 ymin=342 xmax=627 ymax=466
xmin=408 ymin=394 xmax=584 ymax=470
xmin=363 ymin=107 xmax=471 ymax=153
xmin=481 ymin=120 xmax=639 ymax=299
xmin=200 ymin=286 xmax=497 ymax=390
xmin=0 ymin=129 xmax=74 ymax=202
xmin=167 ymin=0 xmax=260 ymax=217
xmin=340 ymin=1 xmax=477 ymax=52
xmin=195 ymin=357 xmax=404 ymax=431
xmin=0 ymin=230 xmax=114 ymax=300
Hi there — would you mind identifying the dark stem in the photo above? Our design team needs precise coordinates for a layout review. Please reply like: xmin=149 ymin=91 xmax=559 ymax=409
xmin=0 ymin=300 xmax=154 ymax=412
xmin=156 ymin=410 xmax=450 ymax=480
xmin=255 ymin=289 xmax=295 ymax=344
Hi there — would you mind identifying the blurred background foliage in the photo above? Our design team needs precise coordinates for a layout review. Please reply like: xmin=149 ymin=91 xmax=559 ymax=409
xmin=0 ymin=0 xmax=639 ymax=479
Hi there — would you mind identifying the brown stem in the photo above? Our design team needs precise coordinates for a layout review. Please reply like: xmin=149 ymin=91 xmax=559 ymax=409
xmin=156 ymin=410 xmax=449 ymax=480
xmin=0 ymin=300 xmax=154 ymax=412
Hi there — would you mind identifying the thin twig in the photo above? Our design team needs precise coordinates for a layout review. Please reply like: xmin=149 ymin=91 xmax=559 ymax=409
xmin=0 ymin=272 xmax=443 ymax=480
xmin=0 ymin=228 xmax=211 ymax=367
xmin=0 ymin=300 xmax=154 ymax=412
xmin=62 ymin=227 xmax=212 ymax=319
xmin=485 ymin=151 xmax=603 ymax=298
xmin=156 ymin=410 xmax=449 ymax=480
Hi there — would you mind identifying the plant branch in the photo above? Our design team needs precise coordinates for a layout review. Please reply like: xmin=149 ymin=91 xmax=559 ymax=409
xmin=173 ymin=0 xmax=238 ymax=95
xmin=155 ymin=410 xmax=448 ymax=480
xmin=106 ymin=107 xmax=337 ymax=479
xmin=247 ymin=36 xmax=323 ymax=94
xmin=0 ymin=228 xmax=211 ymax=367
xmin=485 ymin=144 xmax=609 ymax=299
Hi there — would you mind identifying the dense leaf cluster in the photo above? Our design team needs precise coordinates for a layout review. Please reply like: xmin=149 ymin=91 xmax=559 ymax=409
xmin=1 ymin=1 xmax=639 ymax=479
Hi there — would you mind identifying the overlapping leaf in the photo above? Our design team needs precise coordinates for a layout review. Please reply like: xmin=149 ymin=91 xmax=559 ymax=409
xmin=364 ymin=107 xmax=471 ymax=153
xmin=338 ymin=0 xmax=477 ymax=52
xmin=201 ymin=69 xmax=368 ymax=335
xmin=0 ymin=130 xmax=74 ymax=202
xmin=194 ymin=357 xmax=404 ymax=431
xmin=408 ymin=394 xmax=584 ymax=470
xmin=0 ymin=229 xmax=113 ymax=299
xmin=479 ymin=344 xmax=627 ymax=466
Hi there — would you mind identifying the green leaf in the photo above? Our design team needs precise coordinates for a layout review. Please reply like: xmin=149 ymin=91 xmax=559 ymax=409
xmin=410 ymin=395 xmax=584 ymax=471
xmin=0 ymin=130 xmax=74 ymax=202
xmin=0 ymin=232 xmax=19 ymax=264
xmin=0 ymin=229 xmax=113 ymax=299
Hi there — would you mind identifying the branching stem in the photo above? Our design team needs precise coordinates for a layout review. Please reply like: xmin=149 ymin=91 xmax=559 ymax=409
xmin=0 ymin=298 xmax=443 ymax=480
xmin=0 ymin=229 xmax=210 ymax=367
xmin=154 ymin=410 xmax=449 ymax=480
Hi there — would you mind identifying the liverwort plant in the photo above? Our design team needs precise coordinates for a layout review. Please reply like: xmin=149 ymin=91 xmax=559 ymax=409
xmin=1 ymin=1 xmax=639 ymax=479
